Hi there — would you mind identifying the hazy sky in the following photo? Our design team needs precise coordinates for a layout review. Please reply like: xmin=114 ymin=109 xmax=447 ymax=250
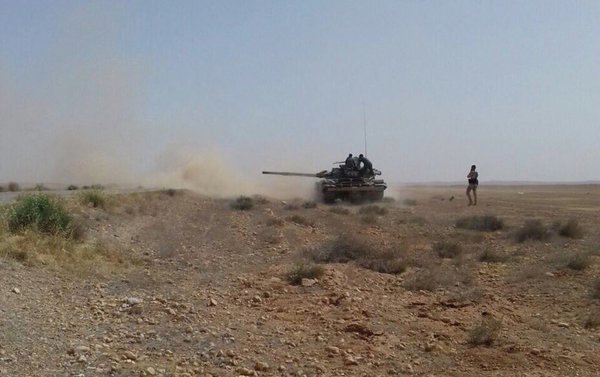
xmin=1 ymin=0 xmax=599 ymax=185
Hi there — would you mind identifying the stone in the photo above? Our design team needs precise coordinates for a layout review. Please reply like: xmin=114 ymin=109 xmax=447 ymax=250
xmin=127 ymin=297 xmax=142 ymax=305
xmin=236 ymin=366 xmax=255 ymax=376
xmin=146 ymin=367 xmax=156 ymax=375
xmin=254 ymin=361 xmax=269 ymax=371
xmin=325 ymin=346 xmax=340 ymax=354
xmin=11 ymin=288 xmax=20 ymax=294
xmin=301 ymin=278 xmax=317 ymax=287
xmin=123 ymin=350 xmax=138 ymax=361
xmin=208 ymin=298 xmax=218 ymax=307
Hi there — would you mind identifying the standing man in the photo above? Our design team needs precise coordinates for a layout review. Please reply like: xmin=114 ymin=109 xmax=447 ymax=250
xmin=466 ymin=165 xmax=479 ymax=206
xmin=345 ymin=153 xmax=356 ymax=170
xmin=358 ymin=154 xmax=374 ymax=176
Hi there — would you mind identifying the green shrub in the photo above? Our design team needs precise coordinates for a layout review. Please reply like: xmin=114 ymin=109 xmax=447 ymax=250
xmin=515 ymin=220 xmax=550 ymax=242
xmin=456 ymin=215 xmax=504 ymax=232
xmin=468 ymin=317 xmax=502 ymax=346
xmin=285 ymin=263 xmax=324 ymax=285
xmin=433 ymin=241 xmax=462 ymax=259
xmin=558 ymin=219 xmax=583 ymax=239
xmin=359 ymin=205 xmax=387 ymax=216
xmin=7 ymin=194 xmax=73 ymax=236
xmin=230 ymin=196 xmax=254 ymax=210
xmin=79 ymin=190 xmax=106 ymax=209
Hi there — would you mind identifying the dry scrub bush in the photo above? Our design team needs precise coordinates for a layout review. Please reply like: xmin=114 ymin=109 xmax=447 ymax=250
xmin=591 ymin=280 xmax=600 ymax=300
xmin=230 ymin=196 xmax=254 ymax=210
xmin=79 ymin=190 xmax=107 ymax=209
xmin=359 ymin=205 xmax=387 ymax=216
xmin=307 ymin=235 xmax=407 ymax=275
xmin=302 ymin=201 xmax=317 ymax=209
xmin=402 ymin=198 xmax=417 ymax=206
xmin=360 ymin=214 xmax=379 ymax=225
xmin=287 ymin=214 xmax=314 ymax=227
xmin=468 ymin=317 xmax=502 ymax=346
xmin=265 ymin=217 xmax=284 ymax=227
xmin=252 ymin=195 xmax=270 ymax=205
xmin=557 ymin=219 xmax=584 ymax=239
xmin=565 ymin=252 xmax=591 ymax=271
xmin=584 ymin=312 xmax=600 ymax=329
xmin=7 ymin=182 xmax=20 ymax=192
xmin=162 ymin=188 xmax=178 ymax=197
xmin=509 ymin=265 xmax=545 ymax=283
xmin=456 ymin=215 xmax=504 ymax=232
xmin=329 ymin=206 xmax=350 ymax=215
xmin=67 ymin=184 xmax=79 ymax=191
xmin=284 ymin=203 xmax=300 ymax=211
xmin=404 ymin=265 xmax=473 ymax=292
xmin=261 ymin=228 xmax=283 ymax=245
xmin=433 ymin=241 xmax=462 ymax=259
xmin=478 ymin=248 xmax=510 ymax=263
xmin=515 ymin=220 xmax=550 ymax=242
xmin=285 ymin=262 xmax=324 ymax=285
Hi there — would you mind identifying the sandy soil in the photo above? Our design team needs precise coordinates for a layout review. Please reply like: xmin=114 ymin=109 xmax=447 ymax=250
xmin=1 ymin=185 xmax=599 ymax=377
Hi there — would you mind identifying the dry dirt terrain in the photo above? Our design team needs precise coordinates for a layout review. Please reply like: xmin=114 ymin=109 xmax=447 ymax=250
xmin=1 ymin=185 xmax=600 ymax=377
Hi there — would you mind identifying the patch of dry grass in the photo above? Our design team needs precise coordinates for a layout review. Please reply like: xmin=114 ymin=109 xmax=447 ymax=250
xmin=591 ymin=279 xmax=600 ymax=300
xmin=285 ymin=262 xmax=324 ymax=285
xmin=287 ymin=214 xmax=314 ymax=227
xmin=456 ymin=215 xmax=504 ymax=232
xmin=329 ymin=206 xmax=350 ymax=215
xmin=565 ymin=252 xmax=591 ymax=271
xmin=265 ymin=217 xmax=285 ymax=227
xmin=360 ymin=214 xmax=379 ymax=225
xmin=358 ymin=205 xmax=388 ymax=216
xmin=557 ymin=219 xmax=584 ymax=239
xmin=79 ymin=190 xmax=107 ymax=209
xmin=230 ymin=196 xmax=254 ymax=210
xmin=433 ymin=240 xmax=462 ymax=259
xmin=402 ymin=198 xmax=417 ymax=206
xmin=478 ymin=248 xmax=510 ymax=263
xmin=302 ymin=201 xmax=317 ymax=209
xmin=468 ymin=317 xmax=502 ymax=346
xmin=584 ymin=312 xmax=600 ymax=329
xmin=307 ymin=235 xmax=407 ymax=275
xmin=515 ymin=220 xmax=550 ymax=242
xmin=404 ymin=265 xmax=474 ymax=292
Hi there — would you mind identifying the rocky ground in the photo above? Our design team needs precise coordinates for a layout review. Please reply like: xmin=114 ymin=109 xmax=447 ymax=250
xmin=1 ymin=185 xmax=600 ymax=376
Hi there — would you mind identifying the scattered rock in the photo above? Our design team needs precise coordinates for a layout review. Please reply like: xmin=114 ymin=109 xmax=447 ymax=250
xmin=127 ymin=297 xmax=142 ymax=305
xmin=254 ymin=361 xmax=269 ymax=371
xmin=208 ymin=298 xmax=218 ymax=307
xmin=146 ymin=367 xmax=156 ymax=375
xmin=11 ymin=288 xmax=20 ymax=294
xmin=301 ymin=278 xmax=317 ymax=287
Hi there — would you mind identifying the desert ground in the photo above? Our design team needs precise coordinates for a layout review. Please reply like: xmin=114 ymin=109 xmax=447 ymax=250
xmin=1 ymin=185 xmax=599 ymax=377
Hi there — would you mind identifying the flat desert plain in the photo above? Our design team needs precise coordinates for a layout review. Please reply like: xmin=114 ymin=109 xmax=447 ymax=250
xmin=0 ymin=185 xmax=599 ymax=376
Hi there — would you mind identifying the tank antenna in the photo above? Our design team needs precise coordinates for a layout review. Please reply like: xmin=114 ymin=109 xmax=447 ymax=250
xmin=363 ymin=103 xmax=368 ymax=157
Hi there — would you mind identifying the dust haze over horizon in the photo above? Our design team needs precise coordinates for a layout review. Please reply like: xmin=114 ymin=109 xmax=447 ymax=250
xmin=1 ymin=1 xmax=599 ymax=195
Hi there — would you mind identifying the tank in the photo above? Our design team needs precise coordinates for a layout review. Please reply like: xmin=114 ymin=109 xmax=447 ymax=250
xmin=262 ymin=163 xmax=387 ymax=204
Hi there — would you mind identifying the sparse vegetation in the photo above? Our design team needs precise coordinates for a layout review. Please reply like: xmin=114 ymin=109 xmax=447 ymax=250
xmin=456 ymin=215 xmax=504 ymax=232
xmin=8 ymin=182 xmax=20 ymax=192
xmin=285 ymin=262 xmax=324 ymax=285
xmin=7 ymin=194 xmax=74 ymax=237
xmin=360 ymin=214 xmax=379 ymax=225
xmin=584 ymin=312 xmax=600 ymax=329
xmin=162 ymin=188 xmax=178 ymax=197
xmin=359 ymin=205 xmax=387 ymax=216
xmin=402 ymin=198 xmax=417 ymax=206
xmin=307 ymin=235 xmax=406 ymax=275
xmin=591 ymin=279 xmax=600 ymax=299
xmin=0 ymin=185 xmax=4 ymax=192
xmin=284 ymin=203 xmax=300 ymax=211
xmin=34 ymin=183 xmax=48 ymax=191
xmin=329 ymin=206 xmax=350 ymax=215
xmin=252 ymin=195 xmax=270 ymax=205
xmin=287 ymin=214 xmax=314 ymax=227
xmin=404 ymin=265 xmax=473 ymax=292
xmin=558 ymin=219 xmax=584 ymax=239
xmin=468 ymin=317 xmax=502 ymax=346
xmin=67 ymin=184 xmax=79 ymax=191
xmin=478 ymin=248 xmax=510 ymax=263
xmin=302 ymin=200 xmax=317 ymax=209
xmin=509 ymin=265 xmax=545 ymax=282
xmin=382 ymin=197 xmax=396 ymax=203
xmin=565 ymin=252 xmax=591 ymax=271
xmin=79 ymin=190 xmax=107 ymax=209
xmin=433 ymin=240 xmax=462 ymax=259
xmin=266 ymin=217 xmax=285 ymax=227
xmin=230 ymin=196 xmax=254 ymax=210
xmin=515 ymin=220 xmax=550 ymax=242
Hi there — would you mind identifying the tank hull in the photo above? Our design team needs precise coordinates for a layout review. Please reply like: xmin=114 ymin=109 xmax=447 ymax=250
xmin=318 ymin=179 xmax=387 ymax=204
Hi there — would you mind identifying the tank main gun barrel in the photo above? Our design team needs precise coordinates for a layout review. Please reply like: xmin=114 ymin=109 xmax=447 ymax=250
xmin=262 ymin=171 xmax=318 ymax=178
